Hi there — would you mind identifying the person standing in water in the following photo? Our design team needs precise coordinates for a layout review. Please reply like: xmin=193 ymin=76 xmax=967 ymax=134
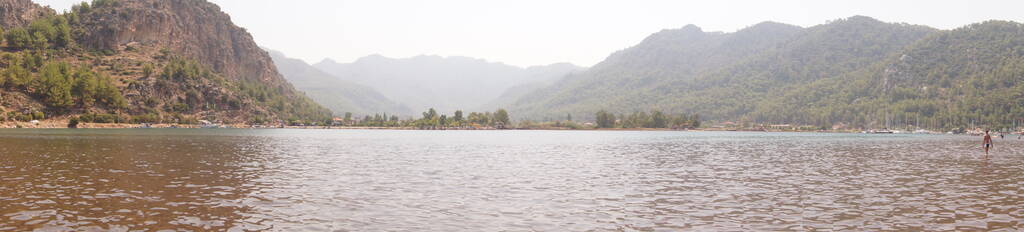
xmin=983 ymin=130 xmax=993 ymax=156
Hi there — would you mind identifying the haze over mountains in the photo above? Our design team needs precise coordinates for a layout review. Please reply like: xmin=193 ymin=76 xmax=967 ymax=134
xmin=268 ymin=50 xmax=412 ymax=116
xmin=313 ymin=56 xmax=582 ymax=114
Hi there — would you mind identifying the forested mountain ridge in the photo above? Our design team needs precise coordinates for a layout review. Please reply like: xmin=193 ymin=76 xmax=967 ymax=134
xmin=268 ymin=50 xmax=412 ymax=116
xmin=314 ymin=55 xmax=582 ymax=114
xmin=510 ymin=21 xmax=809 ymax=120
xmin=0 ymin=0 xmax=331 ymax=125
xmin=657 ymin=16 xmax=936 ymax=121
xmin=508 ymin=16 xmax=1024 ymax=130
xmin=750 ymin=20 xmax=1024 ymax=129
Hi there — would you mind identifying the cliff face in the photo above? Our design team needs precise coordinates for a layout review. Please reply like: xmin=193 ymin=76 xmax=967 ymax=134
xmin=0 ymin=0 xmax=51 ymax=28
xmin=76 ymin=0 xmax=285 ymax=87
xmin=0 ymin=0 xmax=331 ymax=125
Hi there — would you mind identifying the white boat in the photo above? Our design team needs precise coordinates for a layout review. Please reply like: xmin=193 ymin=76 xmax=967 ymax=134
xmin=199 ymin=120 xmax=222 ymax=129
xmin=868 ymin=129 xmax=894 ymax=134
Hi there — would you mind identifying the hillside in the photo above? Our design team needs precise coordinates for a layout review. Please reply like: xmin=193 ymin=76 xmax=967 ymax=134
xmin=507 ymin=16 xmax=1024 ymax=130
xmin=510 ymin=21 xmax=809 ymax=120
xmin=750 ymin=20 xmax=1024 ymax=129
xmin=0 ymin=0 xmax=331 ymax=125
xmin=314 ymin=55 xmax=582 ymax=114
xmin=0 ymin=0 xmax=49 ymax=28
xmin=268 ymin=49 xmax=411 ymax=116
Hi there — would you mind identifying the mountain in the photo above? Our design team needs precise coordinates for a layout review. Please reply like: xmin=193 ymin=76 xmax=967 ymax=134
xmin=749 ymin=20 xmax=1024 ymax=129
xmin=509 ymin=16 xmax=1024 ymax=130
xmin=484 ymin=63 xmax=583 ymax=111
xmin=314 ymin=55 xmax=582 ymax=114
xmin=510 ymin=21 xmax=809 ymax=120
xmin=268 ymin=49 xmax=411 ymax=116
xmin=0 ymin=0 xmax=330 ymax=125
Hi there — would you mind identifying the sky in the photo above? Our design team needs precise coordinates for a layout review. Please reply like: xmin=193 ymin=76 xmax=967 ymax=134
xmin=31 ymin=0 xmax=1024 ymax=67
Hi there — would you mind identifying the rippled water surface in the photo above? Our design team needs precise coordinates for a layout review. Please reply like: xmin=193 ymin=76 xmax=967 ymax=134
xmin=1 ymin=129 xmax=1023 ymax=231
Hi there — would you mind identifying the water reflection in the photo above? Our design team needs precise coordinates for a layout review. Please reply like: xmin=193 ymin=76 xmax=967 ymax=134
xmin=0 ymin=130 xmax=280 ymax=231
xmin=0 ymin=130 xmax=1022 ymax=231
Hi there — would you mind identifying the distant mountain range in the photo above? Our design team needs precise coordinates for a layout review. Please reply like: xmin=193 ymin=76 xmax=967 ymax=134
xmin=506 ymin=16 xmax=1024 ymax=129
xmin=268 ymin=50 xmax=412 ymax=116
xmin=314 ymin=55 xmax=583 ymax=114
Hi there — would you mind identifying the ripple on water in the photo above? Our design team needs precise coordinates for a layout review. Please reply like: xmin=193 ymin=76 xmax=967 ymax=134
xmin=0 ymin=131 xmax=1023 ymax=231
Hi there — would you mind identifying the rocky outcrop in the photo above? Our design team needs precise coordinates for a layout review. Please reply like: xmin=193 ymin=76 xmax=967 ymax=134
xmin=0 ymin=0 xmax=51 ymax=29
xmin=0 ymin=0 xmax=330 ymax=123
xmin=76 ymin=0 xmax=288 ymax=88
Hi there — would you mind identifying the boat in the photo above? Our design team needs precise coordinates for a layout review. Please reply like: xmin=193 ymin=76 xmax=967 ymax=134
xmin=867 ymin=129 xmax=894 ymax=134
xmin=199 ymin=120 xmax=222 ymax=129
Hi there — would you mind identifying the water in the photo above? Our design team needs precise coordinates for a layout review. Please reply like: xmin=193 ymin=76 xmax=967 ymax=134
xmin=0 ymin=130 xmax=1022 ymax=231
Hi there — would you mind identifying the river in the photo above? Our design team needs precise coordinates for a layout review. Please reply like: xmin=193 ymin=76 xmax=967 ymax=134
xmin=0 ymin=129 xmax=1021 ymax=231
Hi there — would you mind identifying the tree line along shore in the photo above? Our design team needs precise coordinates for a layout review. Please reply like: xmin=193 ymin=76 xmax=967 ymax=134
xmin=3 ymin=106 xmax=1009 ymax=134
xmin=0 ymin=108 xmax=708 ymax=131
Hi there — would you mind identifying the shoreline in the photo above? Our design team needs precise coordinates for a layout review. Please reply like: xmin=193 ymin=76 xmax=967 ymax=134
xmin=0 ymin=120 xmax=973 ymax=135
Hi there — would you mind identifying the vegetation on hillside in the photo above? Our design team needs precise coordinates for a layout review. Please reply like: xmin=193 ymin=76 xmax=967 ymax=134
xmin=511 ymin=16 xmax=1024 ymax=131
xmin=748 ymin=21 xmax=1024 ymax=131
xmin=0 ymin=0 xmax=331 ymax=125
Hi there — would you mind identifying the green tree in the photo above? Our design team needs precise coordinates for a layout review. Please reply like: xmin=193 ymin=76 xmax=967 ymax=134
xmin=5 ymin=28 xmax=31 ymax=49
xmin=3 ymin=63 xmax=30 ymax=87
xmin=96 ymin=74 xmax=126 ymax=109
xmin=53 ymin=17 xmax=72 ymax=48
xmin=423 ymin=108 xmax=438 ymax=120
xmin=651 ymin=110 xmax=668 ymax=128
xmin=72 ymin=68 xmax=98 ymax=107
xmin=30 ymin=32 xmax=48 ymax=50
xmin=38 ymin=62 xmax=74 ymax=108
xmin=494 ymin=109 xmax=510 ymax=126
xmin=595 ymin=110 xmax=616 ymax=128
xmin=28 ymin=18 xmax=56 ymax=41
xmin=453 ymin=110 xmax=464 ymax=123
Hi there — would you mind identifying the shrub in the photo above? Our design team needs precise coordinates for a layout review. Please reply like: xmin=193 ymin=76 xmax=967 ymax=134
xmin=31 ymin=111 xmax=44 ymax=120
xmin=68 ymin=117 xmax=79 ymax=128
xmin=131 ymin=113 xmax=161 ymax=124
xmin=81 ymin=113 xmax=116 ymax=123
xmin=4 ymin=28 xmax=31 ymax=49
xmin=15 ymin=113 xmax=31 ymax=122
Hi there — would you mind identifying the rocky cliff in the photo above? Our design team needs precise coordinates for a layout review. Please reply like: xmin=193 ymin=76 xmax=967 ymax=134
xmin=76 ymin=0 xmax=286 ymax=87
xmin=0 ymin=0 xmax=331 ymax=125
xmin=0 ymin=0 xmax=50 ymax=28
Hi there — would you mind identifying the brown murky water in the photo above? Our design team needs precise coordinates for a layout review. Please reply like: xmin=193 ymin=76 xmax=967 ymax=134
xmin=0 ymin=129 xmax=1022 ymax=231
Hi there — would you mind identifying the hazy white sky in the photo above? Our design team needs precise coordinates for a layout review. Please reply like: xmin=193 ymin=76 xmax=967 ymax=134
xmin=32 ymin=0 xmax=1024 ymax=67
